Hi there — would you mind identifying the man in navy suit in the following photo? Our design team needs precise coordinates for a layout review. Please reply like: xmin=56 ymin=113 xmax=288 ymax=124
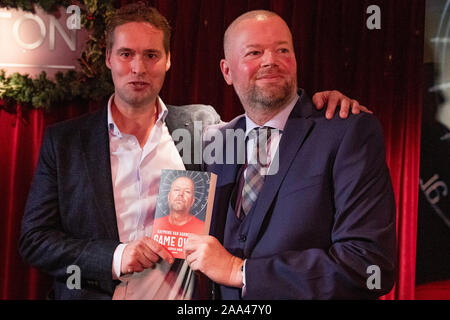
xmin=185 ymin=10 xmax=397 ymax=299
xmin=19 ymin=4 xmax=369 ymax=299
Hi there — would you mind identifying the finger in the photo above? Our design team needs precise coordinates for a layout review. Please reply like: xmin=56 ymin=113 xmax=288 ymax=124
xmin=325 ymin=92 xmax=340 ymax=119
xmin=185 ymin=234 xmax=206 ymax=247
xmin=359 ymin=105 xmax=373 ymax=114
xmin=128 ymin=239 xmax=158 ymax=266
xmin=121 ymin=243 xmax=151 ymax=273
xmin=126 ymin=260 xmax=146 ymax=274
xmin=312 ymin=91 xmax=328 ymax=110
xmin=184 ymin=235 xmax=204 ymax=257
xmin=184 ymin=236 xmax=198 ymax=253
xmin=140 ymin=245 xmax=160 ymax=265
xmin=131 ymin=244 xmax=157 ymax=269
xmin=185 ymin=249 xmax=197 ymax=266
xmin=146 ymin=238 xmax=174 ymax=264
xmin=184 ymin=243 xmax=195 ymax=257
xmin=187 ymin=259 xmax=199 ymax=272
xmin=130 ymin=263 xmax=145 ymax=273
xmin=185 ymin=249 xmax=201 ymax=271
xmin=339 ymin=99 xmax=350 ymax=118
xmin=349 ymin=100 xmax=361 ymax=114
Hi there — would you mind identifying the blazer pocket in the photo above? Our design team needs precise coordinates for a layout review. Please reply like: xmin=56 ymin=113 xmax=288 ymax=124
xmin=279 ymin=174 xmax=326 ymax=199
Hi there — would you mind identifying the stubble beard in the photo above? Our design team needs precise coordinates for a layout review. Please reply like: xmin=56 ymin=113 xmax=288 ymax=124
xmin=245 ymin=78 xmax=297 ymax=112
xmin=170 ymin=200 xmax=188 ymax=212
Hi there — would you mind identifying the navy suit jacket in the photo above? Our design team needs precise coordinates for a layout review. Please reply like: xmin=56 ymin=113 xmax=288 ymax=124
xmin=206 ymin=90 xmax=397 ymax=299
xmin=19 ymin=103 xmax=220 ymax=299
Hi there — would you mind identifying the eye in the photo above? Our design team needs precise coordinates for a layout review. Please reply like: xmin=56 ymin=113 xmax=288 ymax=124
xmin=146 ymin=51 xmax=161 ymax=60
xmin=120 ymin=52 xmax=130 ymax=57
xmin=278 ymin=48 xmax=289 ymax=54
xmin=245 ymin=50 xmax=261 ymax=57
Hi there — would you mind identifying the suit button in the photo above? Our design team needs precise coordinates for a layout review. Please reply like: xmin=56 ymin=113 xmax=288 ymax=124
xmin=239 ymin=234 xmax=247 ymax=242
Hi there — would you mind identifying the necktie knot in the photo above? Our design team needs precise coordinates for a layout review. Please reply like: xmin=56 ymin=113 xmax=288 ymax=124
xmin=249 ymin=126 xmax=272 ymax=141
xmin=248 ymin=126 xmax=272 ymax=168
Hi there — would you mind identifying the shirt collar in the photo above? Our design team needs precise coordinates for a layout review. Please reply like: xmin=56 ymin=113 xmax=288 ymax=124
xmin=107 ymin=94 xmax=169 ymax=137
xmin=245 ymin=94 xmax=299 ymax=137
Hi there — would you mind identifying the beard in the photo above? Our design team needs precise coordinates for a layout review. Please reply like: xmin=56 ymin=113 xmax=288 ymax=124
xmin=169 ymin=198 xmax=191 ymax=213
xmin=245 ymin=77 xmax=297 ymax=111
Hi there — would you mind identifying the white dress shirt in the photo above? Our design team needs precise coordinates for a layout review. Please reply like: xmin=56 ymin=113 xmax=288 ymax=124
xmin=107 ymin=95 xmax=189 ymax=299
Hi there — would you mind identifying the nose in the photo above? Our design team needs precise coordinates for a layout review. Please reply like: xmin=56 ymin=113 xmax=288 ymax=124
xmin=261 ymin=50 xmax=277 ymax=68
xmin=131 ymin=55 xmax=146 ymax=74
xmin=176 ymin=190 xmax=185 ymax=198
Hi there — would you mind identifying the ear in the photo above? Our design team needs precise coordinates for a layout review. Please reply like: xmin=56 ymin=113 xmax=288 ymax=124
xmin=165 ymin=51 xmax=171 ymax=72
xmin=105 ymin=49 xmax=112 ymax=70
xmin=220 ymin=59 xmax=233 ymax=85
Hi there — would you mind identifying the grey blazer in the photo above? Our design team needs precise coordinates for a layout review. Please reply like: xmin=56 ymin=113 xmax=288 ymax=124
xmin=19 ymin=104 xmax=221 ymax=299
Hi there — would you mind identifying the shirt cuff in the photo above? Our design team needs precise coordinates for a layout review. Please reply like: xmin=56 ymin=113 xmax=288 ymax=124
xmin=112 ymin=243 xmax=127 ymax=280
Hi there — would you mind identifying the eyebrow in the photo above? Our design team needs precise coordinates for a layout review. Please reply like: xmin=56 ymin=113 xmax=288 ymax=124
xmin=115 ymin=48 xmax=162 ymax=54
xmin=116 ymin=47 xmax=133 ymax=53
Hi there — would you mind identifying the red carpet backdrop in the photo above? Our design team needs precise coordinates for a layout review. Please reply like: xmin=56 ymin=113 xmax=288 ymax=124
xmin=0 ymin=0 xmax=424 ymax=299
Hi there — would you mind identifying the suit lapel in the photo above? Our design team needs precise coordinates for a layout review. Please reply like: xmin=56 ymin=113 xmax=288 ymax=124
xmin=244 ymin=93 xmax=315 ymax=256
xmin=80 ymin=108 xmax=119 ymax=240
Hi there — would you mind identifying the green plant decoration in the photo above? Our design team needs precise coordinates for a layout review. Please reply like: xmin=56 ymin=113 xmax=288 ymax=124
xmin=0 ymin=0 xmax=118 ymax=111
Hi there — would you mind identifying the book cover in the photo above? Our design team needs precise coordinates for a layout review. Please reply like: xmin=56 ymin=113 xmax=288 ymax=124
xmin=152 ymin=169 xmax=217 ymax=259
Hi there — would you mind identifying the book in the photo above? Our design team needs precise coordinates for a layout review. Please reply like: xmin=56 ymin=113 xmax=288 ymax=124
xmin=151 ymin=169 xmax=217 ymax=259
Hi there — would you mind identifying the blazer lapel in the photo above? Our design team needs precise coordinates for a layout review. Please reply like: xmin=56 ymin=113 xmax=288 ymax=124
xmin=80 ymin=108 xmax=119 ymax=240
xmin=244 ymin=93 xmax=315 ymax=256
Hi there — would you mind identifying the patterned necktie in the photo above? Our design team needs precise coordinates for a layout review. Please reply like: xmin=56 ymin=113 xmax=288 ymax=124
xmin=241 ymin=127 xmax=272 ymax=216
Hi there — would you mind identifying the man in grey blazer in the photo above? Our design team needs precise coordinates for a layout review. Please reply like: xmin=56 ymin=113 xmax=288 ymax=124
xmin=19 ymin=3 xmax=366 ymax=299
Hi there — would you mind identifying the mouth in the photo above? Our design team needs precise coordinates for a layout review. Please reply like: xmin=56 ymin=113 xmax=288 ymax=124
xmin=256 ymin=74 xmax=284 ymax=82
xmin=128 ymin=81 xmax=150 ymax=90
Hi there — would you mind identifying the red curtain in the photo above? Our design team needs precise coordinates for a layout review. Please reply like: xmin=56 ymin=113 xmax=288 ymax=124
xmin=0 ymin=102 xmax=103 ymax=299
xmin=0 ymin=0 xmax=424 ymax=299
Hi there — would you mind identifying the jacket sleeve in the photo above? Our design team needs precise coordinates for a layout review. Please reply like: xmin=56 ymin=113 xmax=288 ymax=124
xmin=244 ymin=114 xmax=397 ymax=299
xmin=18 ymin=127 xmax=120 ymax=294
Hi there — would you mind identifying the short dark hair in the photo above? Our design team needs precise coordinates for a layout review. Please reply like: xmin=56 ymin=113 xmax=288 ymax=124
xmin=105 ymin=2 xmax=171 ymax=53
